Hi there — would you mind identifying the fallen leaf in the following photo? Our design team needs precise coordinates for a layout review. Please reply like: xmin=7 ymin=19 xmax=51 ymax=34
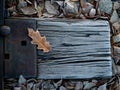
xmin=28 ymin=28 xmax=51 ymax=52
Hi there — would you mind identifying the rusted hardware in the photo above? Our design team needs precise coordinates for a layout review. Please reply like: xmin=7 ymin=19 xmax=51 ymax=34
xmin=0 ymin=25 xmax=11 ymax=90
xmin=0 ymin=29 xmax=4 ymax=90
xmin=0 ymin=26 xmax=11 ymax=36
xmin=4 ymin=19 xmax=37 ymax=78
xmin=0 ymin=0 xmax=7 ymax=89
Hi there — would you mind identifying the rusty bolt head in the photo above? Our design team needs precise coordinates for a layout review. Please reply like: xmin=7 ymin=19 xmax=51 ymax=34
xmin=0 ymin=26 xmax=11 ymax=36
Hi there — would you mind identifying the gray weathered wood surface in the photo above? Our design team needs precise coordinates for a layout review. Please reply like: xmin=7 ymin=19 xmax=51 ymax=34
xmin=37 ymin=19 xmax=112 ymax=79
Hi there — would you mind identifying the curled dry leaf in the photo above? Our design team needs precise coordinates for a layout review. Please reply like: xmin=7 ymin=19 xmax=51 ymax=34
xmin=28 ymin=28 xmax=52 ymax=52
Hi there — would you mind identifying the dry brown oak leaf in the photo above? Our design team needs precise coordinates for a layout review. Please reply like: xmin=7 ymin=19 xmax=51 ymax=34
xmin=28 ymin=28 xmax=52 ymax=52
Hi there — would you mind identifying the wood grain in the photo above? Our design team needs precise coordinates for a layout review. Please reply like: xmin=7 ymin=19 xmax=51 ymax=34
xmin=37 ymin=19 xmax=112 ymax=79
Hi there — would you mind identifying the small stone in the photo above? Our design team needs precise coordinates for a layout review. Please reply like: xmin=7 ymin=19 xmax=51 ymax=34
xmin=59 ymin=86 xmax=67 ymax=90
xmin=54 ymin=1 xmax=64 ymax=7
xmin=64 ymin=0 xmax=79 ymax=15
xmin=45 ymin=1 xmax=59 ymax=15
xmin=98 ymin=83 xmax=107 ymax=90
xmin=92 ymin=80 xmax=98 ymax=83
xmin=75 ymin=81 xmax=83 ymax=90
xmin=82 ymin=2 xmax=94 ymax=14
xmin=110 ymin=10 xmax=119 ymax=24
xmin=21 ymin=85 xmax=27 ymax=90
xmin=117 ymin=7 xmax=120 ymax=17
xmin=26 ymin=85 xmax=31 ymax=90
xmin=18 ymin=75 xmax=26 ymax=85
xmin=14 ymin=87 xmax=22 ymax=90
xmin=79 ymin=14 xmax=86 ymax=19
xmin=33 ymin=84 xmax=40 ymax=90
xmin=54 ymin=79 xmax=63 ymax=88
xmin=84 ymin=82 xmax=96 ymax=89
xmin=27 ymin=82 xmax=34 ymax=89
xmin=98 ymin=0 xmax=112 ymax=14
xmin=89 ymin=8 xmax=96 ymax=16
xmin=83 ymin=81 xmax=89 ymax=85
xmin=8 ymin=6 xmax=16 ymax=12
xmin=113 ymin=2 xmax=120 ymax=10
xmin=20 ymin=7 xmax=37 ymax=15
xmin=18 ymin=0 xmax=27 ymax=9
xmin=113 ymin=20 xmax=120 ymax=31
xmin=113 ymin=34 xmax=120 ymax=43
xmin=91 ymin=87 xmax=97 ymax=90
xmin=41 ymin=80 xmax=55 ymax=90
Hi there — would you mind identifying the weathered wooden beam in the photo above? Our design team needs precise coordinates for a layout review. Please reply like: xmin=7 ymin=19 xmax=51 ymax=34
xmin=37 ymin=19 xmax=112 ymax=79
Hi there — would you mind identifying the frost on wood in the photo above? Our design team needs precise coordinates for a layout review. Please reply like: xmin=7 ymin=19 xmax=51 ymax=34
xmin=28 ymin=28 xmax=51 ymax=52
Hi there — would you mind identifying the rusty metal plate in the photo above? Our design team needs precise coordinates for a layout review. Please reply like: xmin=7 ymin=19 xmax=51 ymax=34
xmin=0 ymin=0 xmax=4 ymax=26
xmin=4 ymin=18 xmax=37 ymax=78
xmin=0 ymin=0 xmax=4 ymax=89
xmin=0 ymin=37 xmax=4 ymax=89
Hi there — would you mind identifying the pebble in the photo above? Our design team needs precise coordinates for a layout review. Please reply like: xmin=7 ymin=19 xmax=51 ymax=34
xmin=20 ymin=7 xmax=37 ymax=15
xmin=18 ymin=0 xmax=27 ymax=9
xmin=75 ymin=81 xmax=83 ymax=90
xmin=98 ymin=83 xmax=107 ymax=90
xmin=117 ymin=7 xmax=120 ymax=17
xmin=98 ymin=0 xmax=112 ymax=14
xmin=45 ymin=1 xmax=59 ymax=15
xmin=18 ymin=75 xmax=26 ymax=85
xmin=59 ymin=86 xmax=67 ymax=90
xmin=89 ymin=8 xmax=96 ymax=16
xmin=82 ymin=2 xmax=94 ymax=14
xmin=113 ymin=2 xmax=120 ymax=10
xmin=84 ymin=81 xmax=96 ymax=89
xmin=27 ymin=82 xmax=34 ymax=89
xmin=92 ymin=80 xmax=98 ymax=83
xmin=113 ymin=20 xmax=120 ymax=31
xmin=53 ymin=79 xmax=63 ymax=88
xmin=91 ymin=87 xmax=97 ymax=90
xmin=14 ymin=87 xmax=22 ymax=90
xmin=64 ymin=0 xmax=79 ymax=15
xmin=113 ymin=33 xmax=120 ymax=43
xmin=110 ymin=10 xmax=119 ymax=24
